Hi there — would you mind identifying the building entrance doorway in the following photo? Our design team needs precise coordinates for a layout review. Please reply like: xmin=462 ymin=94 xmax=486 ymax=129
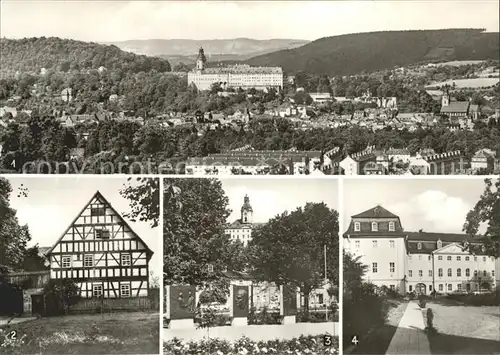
xmin=415 ymin=283 xmax=426 ymax=295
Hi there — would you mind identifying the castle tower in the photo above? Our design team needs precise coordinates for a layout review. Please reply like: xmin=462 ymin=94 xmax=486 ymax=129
xmin=241 ymin=194 xmax=253 ymax=224
xmin=196 ymin=47 xmax=207 ymax=71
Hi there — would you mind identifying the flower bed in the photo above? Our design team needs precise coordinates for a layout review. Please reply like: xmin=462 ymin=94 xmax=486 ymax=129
xmin=164 ymin=335 xmax=339 ymax=355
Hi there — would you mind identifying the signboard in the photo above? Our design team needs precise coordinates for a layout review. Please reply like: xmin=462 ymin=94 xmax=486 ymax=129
xmin=169 ymin=285 xmax=196 ymax=320
xmin=282 ymin=285 xmax=297 ymax=316
xmin=232 ymin=285 xmax=249 ymax=318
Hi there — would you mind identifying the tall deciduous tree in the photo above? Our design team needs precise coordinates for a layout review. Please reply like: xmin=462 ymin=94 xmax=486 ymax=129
xmin=163 ymin=178 xmax=247 ymax=289
xmin=463 ymin=177 xmax=500 ymax=257
xmin=248 ymin=202 xmax=339 ymax=312
xmin=120 ymin=177 xmax=160 ymax=228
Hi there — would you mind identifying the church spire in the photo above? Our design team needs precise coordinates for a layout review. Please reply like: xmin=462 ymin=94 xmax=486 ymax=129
xmin=196 ymin=47 xmax=206 ymax=71
xmin=241 ymin=194 xmax=253 ymax=224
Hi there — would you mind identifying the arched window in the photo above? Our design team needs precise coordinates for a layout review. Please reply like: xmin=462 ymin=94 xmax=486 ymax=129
xmin=437 ymin=239 xmax=442 ymax=248
xmin=447 ymin=268 xmax=452 ymax=277
xmin=371 ymin=222 xmax=378 ymax=232
xmin=388 ymin=221 xmax=395 ymax=232
xmin=438 ymin=268 xmax=443 ymax=277
xmin=457 ymin=268 xmax=461 ymax=277
xmin=466 ymin=268 xmax=470 ymax=277
xmin=354 ymin=221 xmax=361 ymax=232
xmin=417 ymin=242 xmax=422 ymax=250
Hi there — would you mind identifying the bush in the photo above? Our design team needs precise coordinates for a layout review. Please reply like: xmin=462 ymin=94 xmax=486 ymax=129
xmin=418 ymin=295 xmax=427 ymax=308
xmin=343 ymin=283 xmax=387 ymax=347
xmin=446 ymin=290 xmax=500 ymax=306
xmin=248 ymin=306 xmax=281 ymax=325
xmin=42 ymin=279 xmax=81 ymax=316
xmin=379 ymin=285 xmax=402 ymax=299
xmin=163 ymin=335 xmax=339 ymax=354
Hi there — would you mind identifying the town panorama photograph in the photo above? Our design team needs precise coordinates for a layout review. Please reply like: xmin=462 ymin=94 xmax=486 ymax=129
xmin=0 ymin=1 xmax=499 ymax=175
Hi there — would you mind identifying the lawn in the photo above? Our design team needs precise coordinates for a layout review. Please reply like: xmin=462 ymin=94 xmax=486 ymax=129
xmin=350 ymin=299 xmax=408 ymax=355
xmin=4 ymin=312 xmax=160 ymax=354
xmin=426 ymin=78 xmax=499 ymax=89
xmin=425 ymin=301 xmax=500 ymax=354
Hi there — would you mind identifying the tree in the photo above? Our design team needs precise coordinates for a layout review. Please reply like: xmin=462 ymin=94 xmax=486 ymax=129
xmin=120 ymin=177 xmax=160 ymax=228
xmin=18 ymin=244 xmax=48 ymax=271
xmin=463 ymin=177 xmax=500 ymax=257
xmin=43 ymin=279 xmax=81 ymax=315
xmin=163 ymin=178 xmax=247 ymax=289
xmin=248 ymin=202 xmax=339 ymax=313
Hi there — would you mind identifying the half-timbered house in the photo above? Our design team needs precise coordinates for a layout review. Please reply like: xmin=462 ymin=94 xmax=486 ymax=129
xmin=46 ymin=191 xmax=153 ymax=298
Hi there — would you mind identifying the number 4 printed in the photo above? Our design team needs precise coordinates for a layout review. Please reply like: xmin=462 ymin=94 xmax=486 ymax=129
xmin=352 ymin=335 xmax=359 ymax=345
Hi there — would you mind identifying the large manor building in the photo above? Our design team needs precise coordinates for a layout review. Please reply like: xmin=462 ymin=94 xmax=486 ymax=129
xmin=344 ymin=205 xmax=499 ymax=295
xmin=187 ymin=47 xmax=283 ymax=91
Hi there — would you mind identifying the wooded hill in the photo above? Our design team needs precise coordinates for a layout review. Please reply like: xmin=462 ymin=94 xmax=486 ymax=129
xmin=0 ymin=37 xmax=171 ymax=76
xmin=245 ymin=29 xmax=500 ymax=75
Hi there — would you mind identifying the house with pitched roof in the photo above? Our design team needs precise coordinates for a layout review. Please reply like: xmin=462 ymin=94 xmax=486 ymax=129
xmin=344 ymin=205 xmax=498 ymax=295
xmin=46 ymin=191 xmax=153 ymax=298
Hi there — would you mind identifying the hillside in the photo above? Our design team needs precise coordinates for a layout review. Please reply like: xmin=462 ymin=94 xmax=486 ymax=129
xmin=0 ymin=37 xmax=171 ymax=76
xmin=245 ymin=29 xmax=500 ymax=75
xmin=103 ymin=38 xmax=309 ymax=58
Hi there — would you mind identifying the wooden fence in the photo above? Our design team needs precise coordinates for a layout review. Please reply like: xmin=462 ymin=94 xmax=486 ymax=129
xmin=69 ymin=289 xmax=160 ymax=314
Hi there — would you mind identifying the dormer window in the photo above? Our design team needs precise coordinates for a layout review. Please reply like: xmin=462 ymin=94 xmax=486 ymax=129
xmin=371 ymin=222 xmax=378 ymax=232
xmin=437 ymin=239 xmax=442 ymax=249
xmin=388 ymin=222 xmax=395 ymax=232
xmin=417 ymin=242 xmax=422 ymax=250
xmin=354 ymin=221 xmax=361 ymax=232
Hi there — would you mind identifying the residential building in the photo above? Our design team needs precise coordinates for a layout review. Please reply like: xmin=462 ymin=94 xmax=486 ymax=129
xmin=309 ymin=93 xmax=333 ymax=103
xmin=188 ymin=47 xmax=283 ymax=91
xmin=46 ymin=191 xmax=153 ymax=298
xmin=344 ymin=205 xmax=497 ymax=295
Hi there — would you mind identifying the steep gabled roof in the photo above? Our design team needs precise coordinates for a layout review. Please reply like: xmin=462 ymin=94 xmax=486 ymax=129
xmin=351 ymin=205 xmax=399 ymax=219
xmin=46 ymin=191 xmax=153 ymax=258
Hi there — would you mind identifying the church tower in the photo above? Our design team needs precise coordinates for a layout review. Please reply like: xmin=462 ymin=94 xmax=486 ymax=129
xmin=241 ymin=195 xmax=253 ymax=224
xmin=441 ymin=88 xmax=450 ymax=107
xmin=196 ymin=47 xmax=207 ymax=71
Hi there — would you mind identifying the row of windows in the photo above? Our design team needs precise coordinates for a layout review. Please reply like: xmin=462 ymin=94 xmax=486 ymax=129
xmin=353 ymin=221 xmax=395 ymax=232
xmin=372 ymin=262 xmax=395 ymax=273
xmin=355 ymin=240 xmax=395 ymax=248
xmin=436 ymin=268 xmax=493 ymax=277
xmin=61 ymin=254 xmax=131 ymax=268
xmin=92 ymin=284 xmax=130 ymax=298
xmin=437 ymin=255 xmax=490 ymax=262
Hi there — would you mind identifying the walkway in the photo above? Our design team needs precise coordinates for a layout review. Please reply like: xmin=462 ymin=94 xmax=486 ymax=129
xmin=0 ymin=316 xmax=37 ymax=327
xmin=385 ymin=301 xmax=431 ymax=355
xmin=165 ymin=321 xmax=338 ymax=342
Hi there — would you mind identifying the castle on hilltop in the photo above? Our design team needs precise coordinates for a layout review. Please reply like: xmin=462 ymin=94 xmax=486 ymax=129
xmin=187 ymin=47 xmax=283 ymax=91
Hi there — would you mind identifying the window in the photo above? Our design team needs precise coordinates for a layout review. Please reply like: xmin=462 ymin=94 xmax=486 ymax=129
xmin=84 ymin=254 xmax=94 ymax=267
xmin=457 ymin=256 xmax=461 ymax=261
xmin=429 ymin=285 xmax=432 ymax=291
xmin=419 ymin=270 xmax=423 ymax=277
xmin=409 ymin=285 xmax=413 ymax=292
xmin=466 ymin=268 xmax=470 ymax=277
xmin=372 ymin=263 xmax=378 ymax=273
xmin=389 ymin=240 xmax=395 ymax=248
xmin=465 ymin=256 xmax=470 ymax=261
xmin=447 ymin=268 xmax=452 ymax=277
xmin=418 ymin=255 xmax=422 ymax=260
xmin=438 ymin=268 xmax=443 ymax=277
xmin=492 ymin=270 xmax=495 ymax=277
xmin=483 ymin=271 xmax=487 ymax=277
xmin=389 ymin=262 xmax=395 ymax=273
xmin=207 ymin=264 xmax=214 ymax=273
xmin=417 ymin=242 xmax=422 ymax=250
xmin=483 ymin=257 xmax=486 ymax=262
xmin=355 ymin=240 xmax=360 ymax=249
xmin=91 ymin=206 xmax=106 ymax=216
xmin=447 ymin=256 xmax=452 ymax=261
xmin=457 ymin=268 xmax=461 ymax=277
xmin=93 ymin=284 xmax=103 ymax=297
xmin=388 ymin=222 xmax=395 ymax=232
xmin=439 ymin=284 xmax=443 ymax=291
xmin=354 ymin=222 xmax=360 ymax=231
xmin=62 ymin=256 xmax=71 ymax=268
xmin=95 ymin=228 xmax=110 ymax=239
xmin=389 ymin=285 xmax=395 ymax=291
xmin=408 ymin=255 xmax=412 ymax=261
xmin=474 ymin=270 xmax=478 ymax=276
xmin=428 ymin=255 xmax=431 ymax=261
xmin=437 ymin=240 xmax=442 ymax=248
xmin=409 ymin=270 xmax=413 ymax=277
xmin=371 ymin=222 xmax=378 ymax=231
xmin=429 ymin=270 xmax=432 ymax=277
xmin=373 ymin=240 xmax=378 ymax=248
xmin=457 ymin=284 xmax=462 ymax=291
xmin=474 ymin=256 xmax=477 ymax=261
xmin=121 ymin=254 xmax=131 ymax=266
xmin=120 ymin=284 xmax=131 ymax=298
xmin=448 ymin=284 xmax=452 ymax=291
xmin=317 ymin=294 xmax=324 ymax=304
xmin=438 ymin=256 xmax=443 ymax=261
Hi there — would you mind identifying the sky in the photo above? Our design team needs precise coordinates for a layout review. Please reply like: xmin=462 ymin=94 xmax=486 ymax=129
xmin=6 ymin=176 xmax=162 ymax=281
xmin=343 ymin=178 xmax=496 ymax=235
xmin=1 ymin=1 xmax=498 ymax=42
xmin=221 ymin=178 xmax=339 ymax=223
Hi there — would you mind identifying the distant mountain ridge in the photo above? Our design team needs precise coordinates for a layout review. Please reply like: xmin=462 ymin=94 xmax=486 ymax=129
xmin=244 ymin=29 xmax=500 ymax=75
xmin=102 ymin=38 xmax=309 ymax=65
